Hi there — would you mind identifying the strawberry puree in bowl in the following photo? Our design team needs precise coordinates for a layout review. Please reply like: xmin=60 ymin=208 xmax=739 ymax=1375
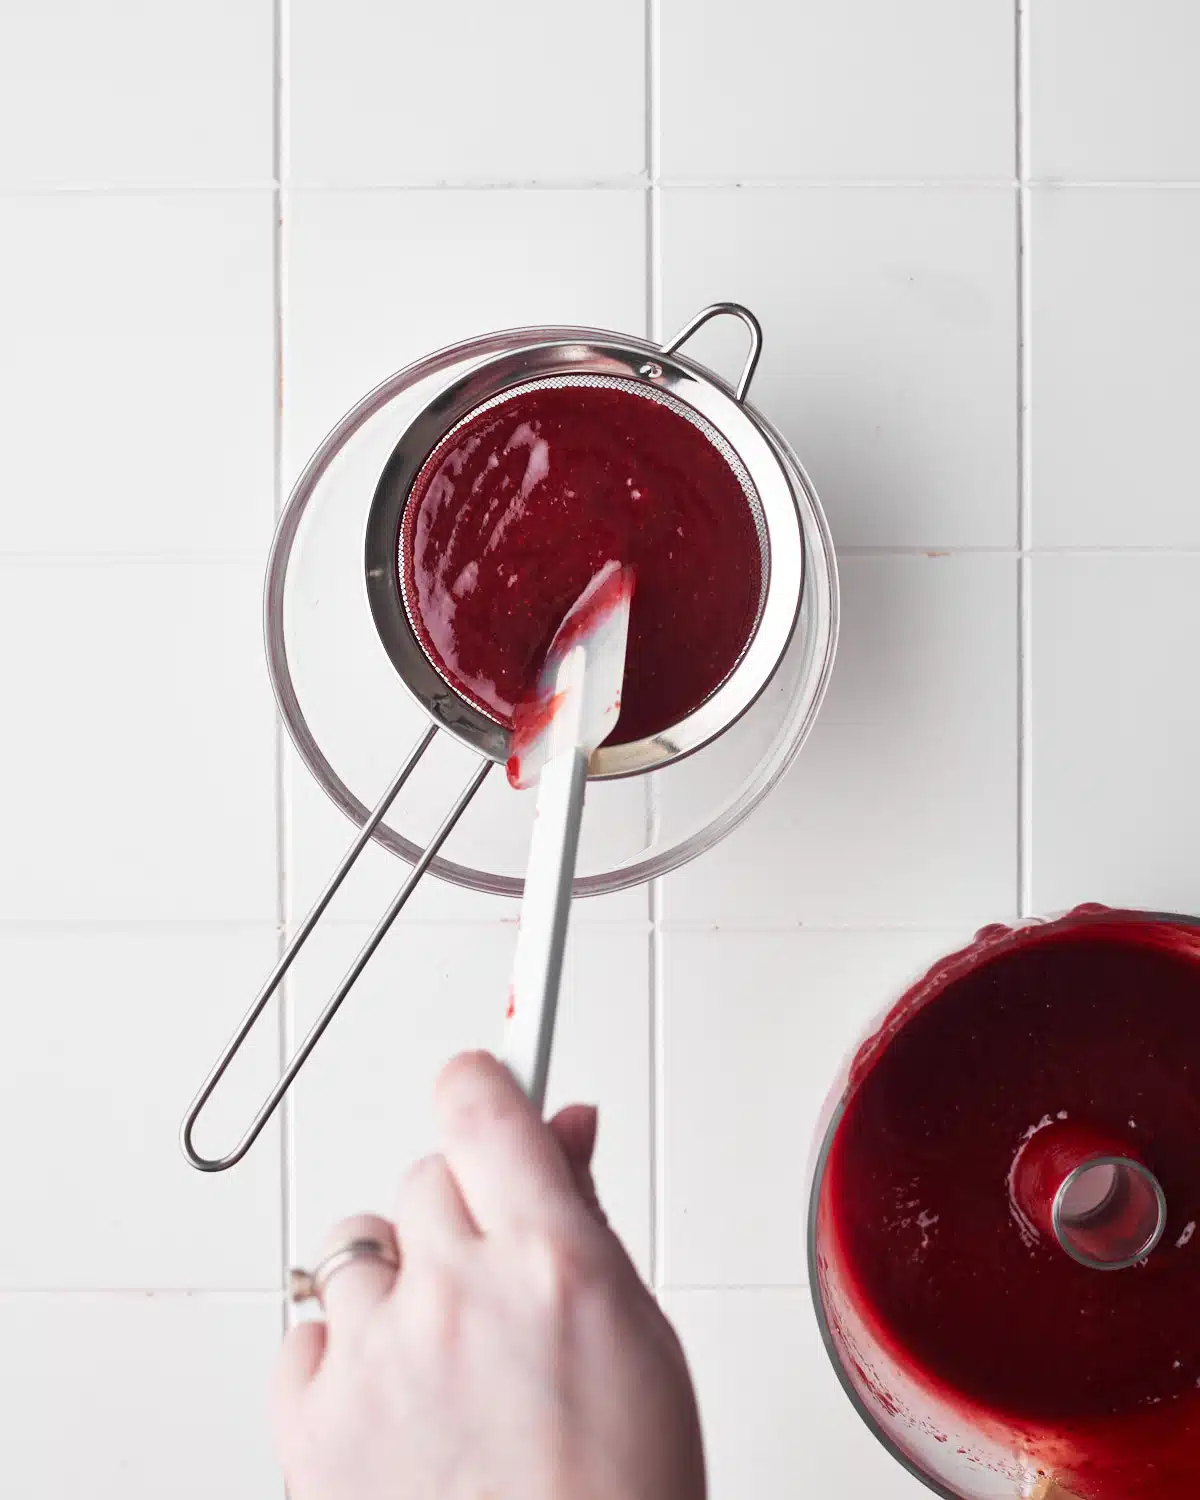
xmin=810 ymin=907 xmax=1200 ymax=1500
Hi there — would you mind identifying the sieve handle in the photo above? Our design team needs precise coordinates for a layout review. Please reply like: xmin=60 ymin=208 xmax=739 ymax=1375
xmin=180 ymin=726 xmax=492 ymax=1172
xmin=661 ymin=302 xmax=763 ymax=402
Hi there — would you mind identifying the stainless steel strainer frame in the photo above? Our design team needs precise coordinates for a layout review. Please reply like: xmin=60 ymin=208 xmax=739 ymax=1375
xmin=182 ymin=303 xmax=806 ymax=1172
xmin=384 ymin=369 xmax=770 ymax=745
xmin=365 ymin=324 xmax=801 ymax=778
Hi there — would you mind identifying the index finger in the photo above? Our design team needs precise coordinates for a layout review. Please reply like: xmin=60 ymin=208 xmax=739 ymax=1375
xmin=435 ymin=1051 xmax=583 ymax=1234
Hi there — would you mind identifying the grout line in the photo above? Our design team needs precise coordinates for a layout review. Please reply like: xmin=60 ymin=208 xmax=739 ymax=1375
xmin=268 ymin=177 xmax=650 ymax=193
xmin=273 ymin=0 xmax=296 ymax=1318
xmin=656 ymin=1283 xmax=815 ymax=1296
xmin=0 ymin=182 xmax=277 ymax=197
xmin=1016 ymin=0 xmax=1031 ymax=178
xmin=653 ymin=177 xmax=1200 ymax=190
xmin=0 ymin=919 xmax=284 ymax=934
xmin=0 ymin=916 xmax=992 ymax=937
xmin=1 ymin=543 xmax=1197 ymax=571
xmin=653 ymin=177 xmax=1021 ymax=190
xmin=652 ymin=920 xmax=992 ymax=935
xmin=0 ymin=917 xmax=651 ymax=934
xmin=646 ymin=0 xmax=662 ymax=345
xmin=650 ymin=889 xmax=666 ymax=1293
xmin=644 ymin=0 xmax=665 ymax=1297
xmin=277 ymin=916 xmax=653 ymax=932
xmin=837 ymin=545 xmax=1200 ymax=558
xmin=1016 ymin=0 xmax=1033 ymax=920
xmin=0 ymin=1282 xmax=814 ymax=1298
xmin=0 ymin=552 xmax=269 ymax=566
xmin=0 ymin=1288 xmax=287 ymax=1301
xmin=3 ymin=178 xmax=1200 ymax=199
xmin=617 ymin=178 xmax=1200 ymax=191
xmin=644 ymin=184 xmax=659 ymax=357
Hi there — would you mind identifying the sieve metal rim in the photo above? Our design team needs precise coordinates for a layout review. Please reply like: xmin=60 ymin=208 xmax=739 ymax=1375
xmin=364 ymin=336 xmax=805 ymax=779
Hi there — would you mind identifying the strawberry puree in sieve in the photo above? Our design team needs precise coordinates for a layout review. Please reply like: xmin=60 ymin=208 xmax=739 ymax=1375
xmin=401 ymin=384 xmax=762 ymax=746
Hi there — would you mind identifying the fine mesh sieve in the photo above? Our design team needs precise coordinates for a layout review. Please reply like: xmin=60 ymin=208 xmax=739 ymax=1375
xmin=392 ymin=372 xmax=771 ymax=733
xmin=183 ymin=303 xmax=808 ymax=1172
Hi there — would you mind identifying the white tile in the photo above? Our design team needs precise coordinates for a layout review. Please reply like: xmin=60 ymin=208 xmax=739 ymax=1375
xmin=283 ymin=188 xmax=646 ymax=482
xmin=661 ymin=188 xmax=1017 ymax=548
xmin=662 ymin=1289 xmax=930 ymax=1500
xmin=1030 ymin=188 xmax=1200 ymax=547
xmin=290 ymin=923 xmax=651 ymax=1279
xmin=289 ymin=1 xmax=644 ymax=185
xmin=548 ymin=927 xmax=652 ymax=1276
xmin=285 ymin=746 xmax=649 ymax=924
xmin=275 ymin=388 xmax=650 ymax=929
xmin=660 ymin=929 xmax=960 ymax=1289
xmin=0 ymin=3 xmax=272 ymax=188
xmin=660 ymin=0 xmax=1014 ymax=182
xmin=0 ymin=562 xmax=276 ymax=921
xmin=1029 ymin=0 xmax=1200 ymax=181
xmin=661 ymin=557 xmax=1018 ymax=927
xmin=1032 ymin=555 xmax=1200 ymax=915
xmin=0 ymin=931 xmax=280 ymax=1289
xmin=281 ymin=185 xmax=649 ymax=933
xmin=0 ymin=194 xmax=275 ymax=556
xmin=0 ymin=1295 xmax=282 ymax=1499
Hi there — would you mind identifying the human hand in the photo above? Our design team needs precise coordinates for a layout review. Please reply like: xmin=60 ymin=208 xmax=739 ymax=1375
xmin=274 ymin=1050 xmax=706 ymax=1500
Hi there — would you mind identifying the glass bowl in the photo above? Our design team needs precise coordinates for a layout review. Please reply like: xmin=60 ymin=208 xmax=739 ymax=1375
xmin=266 ymin=322 xmax=839 ymax=899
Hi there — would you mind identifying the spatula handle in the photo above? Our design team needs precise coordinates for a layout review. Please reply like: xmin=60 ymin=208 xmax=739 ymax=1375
xmin=503 ymin=747 xmax=588 ymax=1111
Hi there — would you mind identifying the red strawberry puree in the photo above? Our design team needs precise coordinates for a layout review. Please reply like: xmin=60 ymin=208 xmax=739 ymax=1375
xmin=823 ymin=908 xmax=1200 ymax=1499
xmin=401 ymin=383 xmax=761 ymax=745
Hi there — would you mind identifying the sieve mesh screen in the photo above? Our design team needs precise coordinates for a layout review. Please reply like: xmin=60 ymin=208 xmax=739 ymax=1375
xmin=397 ymin=373 xmax=770 ymax=731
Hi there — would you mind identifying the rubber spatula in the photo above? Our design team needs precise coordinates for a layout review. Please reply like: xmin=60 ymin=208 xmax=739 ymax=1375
xmin=502 ymin=560 xmax=634 ymax=1110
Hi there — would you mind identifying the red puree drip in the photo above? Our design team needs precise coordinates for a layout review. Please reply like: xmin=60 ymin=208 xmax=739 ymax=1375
xmin=402 ymin=385 xmax=761 ymax=745
xmin=506 ymin=564 xmax=634 ymax=789
xmin=828 ymin=910 xmax=1200 ymax=1498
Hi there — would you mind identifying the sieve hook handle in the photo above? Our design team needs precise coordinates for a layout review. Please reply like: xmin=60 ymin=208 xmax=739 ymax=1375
xmin=661 ymin=302 xmax=763 ymax=403
xmin=180 ymin=725 xmax=492 ymax=1172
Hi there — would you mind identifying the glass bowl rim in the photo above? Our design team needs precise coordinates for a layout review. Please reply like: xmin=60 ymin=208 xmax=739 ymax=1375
xmin=264 ymin=320 xmax=840 ymax=900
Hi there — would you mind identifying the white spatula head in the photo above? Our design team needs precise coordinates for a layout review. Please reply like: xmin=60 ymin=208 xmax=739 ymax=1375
xmin=506 ymin=560 xmax=635 ymax=790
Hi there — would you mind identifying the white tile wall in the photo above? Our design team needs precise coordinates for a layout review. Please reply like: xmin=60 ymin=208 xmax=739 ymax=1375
xmin=663 ymin=1288 xmax=931 ymax=1499
xmin=0 ymin=1295 xmax=283 ymax=1499
xmin=0 ymin=3 xmax=273 ymax=188
xmin=0 ymin=930 xmax=281 ymax=1290
xmin=1028 ymin=0 xmax=1200 ymax=182
xmin=1031 ymin=554 xmax=1200 ymax=916
xmin=1029 ymin=187 xmax=1200 ymax=547
xmin=4 ymin=3 xmax=1199 ymax=1498
xmin=660 ymin=556 xmax=1019 ymax=928
xmin=288 ymin=0 xmax=647 ymax=186
xmin=659 ymin=0 xmax=1015 ymax=181
xmin=661 ymin=188 xmax=1018 ymax=548
xmin=0 ymin=561 xmax=276 ymax=923
xmin=0 ymin=193 xmax=276 ymax=556
xmin=282 ymin=187 xmax=647 ymax=481
xmin=289 ymin=922 xmax=652 ymax=1280
xmin=660 ymin=929 xmax=963 ymax=1288
xmin=285 ymin=747 xmax=649 ymax=924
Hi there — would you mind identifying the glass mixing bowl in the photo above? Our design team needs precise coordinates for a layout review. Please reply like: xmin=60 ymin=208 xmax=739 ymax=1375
xmin=267 ymin=322 xmax=839 ymax=898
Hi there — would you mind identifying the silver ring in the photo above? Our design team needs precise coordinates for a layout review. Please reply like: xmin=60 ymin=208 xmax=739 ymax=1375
xmin=289 ymin=1235 xmax=401 ymax=1306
